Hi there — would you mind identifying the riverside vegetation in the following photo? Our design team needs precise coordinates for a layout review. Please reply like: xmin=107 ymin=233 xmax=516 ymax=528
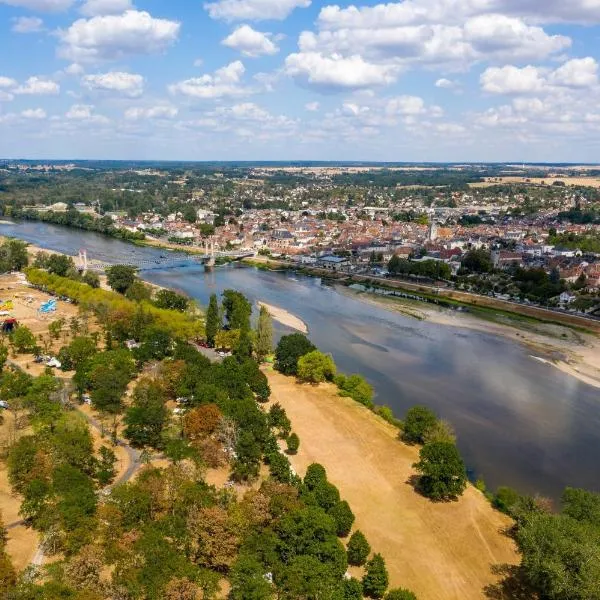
xmin=0 ymin=247 xmax=598 ymax=598
xmin=0 ymin=256 xmax=414 ymax=599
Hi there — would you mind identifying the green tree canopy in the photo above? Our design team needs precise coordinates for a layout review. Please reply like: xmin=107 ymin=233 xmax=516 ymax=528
xmin=363 ymin=553 xmax=389 ymax=599
xmin=413 ymin=441 xmax=467 ymax=501
xmin=297 ymin=351 xmax=337 ymax=384
xmin=402 ymin=406 xmax=438 ymax=444
xmin=105 ymin=265 xmax=138 ymax=294
xmin=275 ymin=334 xmax=316 ymax=376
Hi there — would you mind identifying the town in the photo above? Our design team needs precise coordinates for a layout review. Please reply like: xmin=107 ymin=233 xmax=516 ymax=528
xmin=3 ymin=161 xmax=599 ymax=318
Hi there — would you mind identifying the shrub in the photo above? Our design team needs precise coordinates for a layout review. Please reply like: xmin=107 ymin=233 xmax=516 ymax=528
xmin=286 ymin=433 xmax=300 ymax=455
xmin=347 ymin=530 xmax=370 ymax=566
xmin=297 ymin=350 xmax=336 ymax=384
xmin=402 ymin=406 xmax=438 ymax=444
xmin=329 ymin=500 xmax=355 ymax=537
xmin=344 ymin=578 xmax=364 ymax=600
xmin=304 ymin=463 xmax=327 ymax=491
xmin=362 ymin=554 xmax=389 ymax=599
xmin=336 ymin=373 xmax=374 ymax=408
xmin=315 ymin=481 xmax=341 ymax=511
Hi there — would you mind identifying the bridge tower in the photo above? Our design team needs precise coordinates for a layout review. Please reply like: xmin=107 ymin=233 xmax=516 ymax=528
xmin=204 ymin=239 xmax=216 ymax=270
xmin=78 ymin=249 xmax=88 ymax=273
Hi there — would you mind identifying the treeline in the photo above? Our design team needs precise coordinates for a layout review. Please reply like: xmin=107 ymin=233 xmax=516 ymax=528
xmin=388 ymin=255 xmax=452 ymax=280
xmin=25 ymin=268 xmax=202 ymax=341
xmin=549 ymin=231 xmax=600 ymax=253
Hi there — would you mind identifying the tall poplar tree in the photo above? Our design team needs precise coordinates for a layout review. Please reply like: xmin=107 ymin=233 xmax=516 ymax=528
xmin=255 ymin=305 xmax=273 ymax=361
xmin=205 ymin=293 xmax=221 ymax=347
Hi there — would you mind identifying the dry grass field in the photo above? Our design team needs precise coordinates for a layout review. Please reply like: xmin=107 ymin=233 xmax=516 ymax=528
xmin=471 ymin=176 xmax=600 ymax=188
xmin=266 ymin=370 xmax=519 ymax=600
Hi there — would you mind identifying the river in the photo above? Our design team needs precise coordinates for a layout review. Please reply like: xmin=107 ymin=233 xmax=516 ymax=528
xmin=2 ymin=220 xmax=600 ymax=500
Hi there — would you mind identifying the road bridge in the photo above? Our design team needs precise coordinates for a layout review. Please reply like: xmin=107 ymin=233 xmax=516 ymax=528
xmin=77 ymin=247 xmax=255 ymax=272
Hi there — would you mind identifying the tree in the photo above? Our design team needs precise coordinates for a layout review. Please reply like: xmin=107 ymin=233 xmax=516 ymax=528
xmin=47 ymin=254 xmax=75 ymax=277
xmin=96 ymin=446 xmax=117 ymax=486
xmin=0 ymin=238 xmax=28 ymax=272
xmin=58 ymin=336 xmax=97 ymax=371
xmin=48 ymin=318 xmax=65 ymax=340
xmin=222 ymin=289 xmax=252 ymax=331
xmin=315 ymin=481 xmax=341 ymax=511
xmin=347 ymin=530 xmax=370 ymax=566
xmin=205 ymin=293 xmax=221 ymax=347
xmin=275 ymin=333 xmax=316 ymax=376
xmin=329 ymin=500 xmax=355 ymax=537
xmin=125 ymin=279 xmax=152 ymax=302
xmin=286 ymin=433 xmax=300 ymax=455
xmin=0 ymin=512 xmax=16 ymax=596
xmin=269 ymin=403 xmax=291 ymax=438
xmin=335 ymin=374 xmax=374 ymax=408
xmin=106 ymin=265 xmax=138 ymax=294
xmin=155 ymin=289 xmax=189 ymax=312
xmin=344 ymin=578 xmax=364 ymax=600
xmin=362 ymin=554 xmax=389 ymax=599
xmin=385 ymin=589 xmax=418 ymax=600
xmin=164 ymin=578 xmax=201 ymax=600
xmin=10 ymin=326 xmax=38 ymax=354
xmin=304 ymin=463 xmax=327 ymax=491
xmin=82 ymin=271 xmax=100 ymax=288
xmin=422 ymin=420 xmax=456 ymax=445
xmin=461 ymin=249 xmax=492 ymax=274
xmin=230 ymin=554 xmax=274 ymax=600
xmin=255 ymin=305 xmax=273 ymax=362
xmin=184 ymin=404 xmax=223 ymax=441
xmin=517 ymin=512 xmax=600 ymax=600
xmin=413 ymin=442 xmax=467 ymax=501
xmin=124 ymin=378 xmax=169 ymax=449
xmin=297 ymin=351 xmax=336 ymax=384
xmin=402 ymin=406 xmax=438 ymax=444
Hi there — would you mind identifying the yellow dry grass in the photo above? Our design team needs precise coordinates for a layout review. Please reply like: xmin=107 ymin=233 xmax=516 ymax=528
xmin=470 ymin=176 xmax=600 ymax=188
xmin=266 ymin=370 xmax=519 ymax=600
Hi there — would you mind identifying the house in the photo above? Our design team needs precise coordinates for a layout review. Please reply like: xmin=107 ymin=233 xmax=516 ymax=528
xmin=316 ymin=255 xmax=350 ymax=271
xmin=559 ymin=292 xmax=576 ymax=305
xmin=492 ymin=251 xmax=523 ymax=269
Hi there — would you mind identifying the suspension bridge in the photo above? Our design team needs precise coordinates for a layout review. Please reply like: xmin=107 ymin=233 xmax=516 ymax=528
xmin=77 ymin=241 xmax=255 ymax=272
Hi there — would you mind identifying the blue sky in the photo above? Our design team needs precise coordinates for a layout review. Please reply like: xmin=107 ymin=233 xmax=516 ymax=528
xmin=1 ymin=0 xmax=600 ymax=162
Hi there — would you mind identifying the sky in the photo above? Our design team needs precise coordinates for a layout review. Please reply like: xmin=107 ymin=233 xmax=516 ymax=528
xmin=0 ymin=0 xmax=600 ymax=162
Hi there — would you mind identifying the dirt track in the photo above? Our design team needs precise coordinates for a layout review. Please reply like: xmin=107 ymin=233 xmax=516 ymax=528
xmin=266 ymin=370 xmax=519 ymax=600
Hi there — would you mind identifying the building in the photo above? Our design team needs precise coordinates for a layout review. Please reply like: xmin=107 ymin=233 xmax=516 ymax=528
xmin=316 ymin=255 xmax=350 ymax=271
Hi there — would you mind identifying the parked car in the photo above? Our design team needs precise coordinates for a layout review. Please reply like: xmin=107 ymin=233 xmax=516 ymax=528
xmin=0 ymin=400 xmax=9 ymax=410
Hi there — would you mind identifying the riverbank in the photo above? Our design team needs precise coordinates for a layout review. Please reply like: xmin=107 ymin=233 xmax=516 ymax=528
xmin=265 ymin=369 xmax=519 ymax=600
xmin=340 ymin=285 xmax=600 ymax=390
xmin=257 ymin=301 xmax=308 ymax=333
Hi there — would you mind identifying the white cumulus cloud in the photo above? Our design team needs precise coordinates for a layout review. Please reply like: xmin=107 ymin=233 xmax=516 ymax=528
xmin=204 ymin=0 xmax=310 ymax=22
xmin=82 ymin=71 xmax=144 ymax=97
xmin=222 ymin=25 xmax=278 ymax=57
xmin=58 ymin=10 xmax=180 ymax=63
xmin=125 ymin=105 xmax=178 ymax=120
xmin=14 ymin=76 xmax=60 ymax=95
xmin=79 ymin=0 xmax=133 ymax=16
xmin=0 ymin=0 xmax=73 ymax=11
xmin=285 ymin=52 xmax=399 ymax=91
xmin=21 ymin=108 xmax=47 ymax=119
xmin=481 ymin=58 xmax=599 ymax=95
xmin=65 ymin=103 xmax=109 ymax=123
xmin=0 ymin=77 xmax=18 ymax=89
xmin=169 ymin=61 xmax=251 ymax=99
xmin=12 ymin=16 xmax=45 ymax=33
